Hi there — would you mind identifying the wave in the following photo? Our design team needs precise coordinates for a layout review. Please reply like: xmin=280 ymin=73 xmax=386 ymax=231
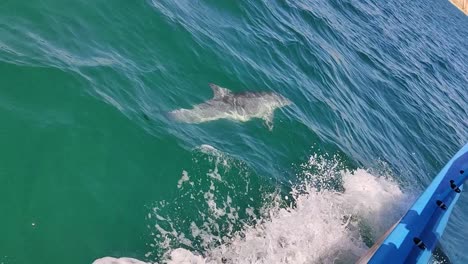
xmin=94 ymin=147 xmax=413 ymax=263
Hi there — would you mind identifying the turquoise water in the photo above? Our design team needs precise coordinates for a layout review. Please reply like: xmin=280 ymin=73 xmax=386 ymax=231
xmin=0 ymin=0 xmax=467 ymax=263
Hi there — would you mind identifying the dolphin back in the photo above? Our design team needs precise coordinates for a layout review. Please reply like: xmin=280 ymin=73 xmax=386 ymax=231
xmin=168 ymin=83 xmax=291 ymax=126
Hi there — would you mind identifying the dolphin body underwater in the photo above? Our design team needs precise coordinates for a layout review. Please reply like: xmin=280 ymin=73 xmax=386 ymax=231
xmin=168 ymin=83 xmax=291 ymax=128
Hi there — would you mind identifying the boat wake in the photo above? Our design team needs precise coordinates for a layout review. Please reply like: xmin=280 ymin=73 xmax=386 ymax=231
xmin=95 ymin=147 xmax=414 ymax=264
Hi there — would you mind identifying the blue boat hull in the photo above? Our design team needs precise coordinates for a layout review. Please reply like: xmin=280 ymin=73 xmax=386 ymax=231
xmin=360 ymin=144 xmax=468 ymax=263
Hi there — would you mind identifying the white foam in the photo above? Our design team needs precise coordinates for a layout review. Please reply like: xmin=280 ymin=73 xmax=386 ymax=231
xmin=95 ymin=153 xmax=414 ymax=264
xmin=177 ymin=170 xmax=190 ymax=188
xmin=165 ymin=248 xmax=205 ymax=264
xmin=92 ymin=257 xmax=147 ymax=264
xmin=162 ymin=169 xmax=411 ymax=264
xmin=198 ymin=145 xmax=219 ymax=155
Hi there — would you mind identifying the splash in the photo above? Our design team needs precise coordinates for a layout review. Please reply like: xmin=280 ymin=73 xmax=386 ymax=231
xmin=162 ymin=173 xmax=410 ymax=263
xmin=93 ymin=257 xmax=147 ymax=264
xmin=96 ymin=149 xmax=414 ymax=264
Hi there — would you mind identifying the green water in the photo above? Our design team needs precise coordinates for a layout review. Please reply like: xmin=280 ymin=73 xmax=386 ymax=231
xmin=1 ymin=0 xmax=467 ymax=263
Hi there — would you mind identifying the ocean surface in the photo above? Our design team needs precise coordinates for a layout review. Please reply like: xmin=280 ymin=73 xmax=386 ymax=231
xmin=1 ymin=0 xmax=467 ymax=263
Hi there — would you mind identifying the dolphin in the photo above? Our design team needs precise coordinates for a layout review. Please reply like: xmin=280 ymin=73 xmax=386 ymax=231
xmin=168 ymin=83 xmax=291 ymax=128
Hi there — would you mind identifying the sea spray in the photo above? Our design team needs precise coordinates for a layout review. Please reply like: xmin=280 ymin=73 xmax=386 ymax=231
xmin=93 ymin=147 xmax=414 ymax=264
xmin=134 ymin=148 xmax=413 ymax=263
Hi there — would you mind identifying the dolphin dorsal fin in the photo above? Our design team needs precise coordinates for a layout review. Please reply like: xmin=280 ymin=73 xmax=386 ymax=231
xmin=209 ymin=83 xmax=232 ymax=99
